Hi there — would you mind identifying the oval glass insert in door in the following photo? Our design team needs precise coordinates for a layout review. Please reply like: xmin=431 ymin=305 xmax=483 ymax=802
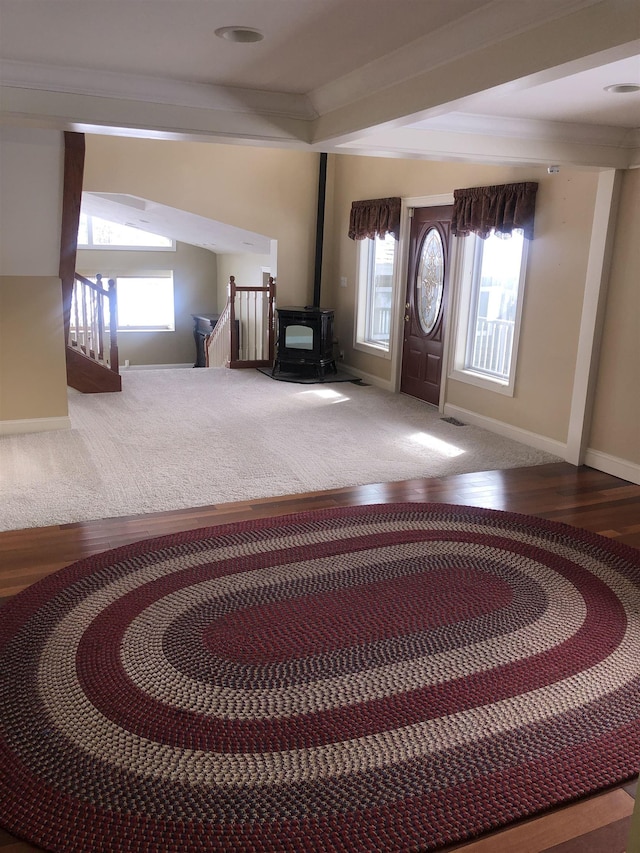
xmin=416 ymin=227 xmax=445 ymax=335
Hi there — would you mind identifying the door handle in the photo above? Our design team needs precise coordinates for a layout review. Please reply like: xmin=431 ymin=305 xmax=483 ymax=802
xmin=404 ymin=314 xmax=410 ymax=322
xmin=405 ymin=302 xmax=410 ymax=309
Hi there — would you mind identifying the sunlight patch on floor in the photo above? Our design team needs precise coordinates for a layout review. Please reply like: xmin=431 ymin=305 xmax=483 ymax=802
xmin=297 ymin=388 xmax=351 ymax=404
xmin=409 ymin=432 xmax=465 ymax=458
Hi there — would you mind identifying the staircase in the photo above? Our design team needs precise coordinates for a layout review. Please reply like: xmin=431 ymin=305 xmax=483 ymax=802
xmin=206 ymin=276 xmax=276 ymax=368
xmin=66 ymin=273 xmax=121 ymax=393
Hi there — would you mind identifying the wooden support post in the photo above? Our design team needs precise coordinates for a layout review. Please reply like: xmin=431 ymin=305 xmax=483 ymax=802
xmin=268 ymin=276 xmax=276 ymax=365
xmin=108 ymin=278 xmax=119 ymax=374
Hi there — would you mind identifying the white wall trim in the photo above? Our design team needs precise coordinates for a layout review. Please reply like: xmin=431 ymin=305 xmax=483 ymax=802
xmin=443 ymin=404 xmax=566 ymax=458
xmin=583 ymin=448 xmax=640 ymax=485
xmin=565 ymin=169 xmax=622 ymax=465
xmin=0 ymin=415 xmax=71 ymax=436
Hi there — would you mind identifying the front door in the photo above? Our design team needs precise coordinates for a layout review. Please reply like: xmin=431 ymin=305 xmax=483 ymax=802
xmin=400 ymin=205 xmax=453 ymax=406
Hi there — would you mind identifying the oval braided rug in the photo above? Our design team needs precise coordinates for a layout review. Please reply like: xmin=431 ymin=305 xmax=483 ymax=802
xmin=1 ymin=503 xmax=639 ymax=853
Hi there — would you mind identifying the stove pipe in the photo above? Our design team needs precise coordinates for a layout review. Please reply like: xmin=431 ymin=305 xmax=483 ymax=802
xmin=311 ymin=153 xmax=328 ymax=308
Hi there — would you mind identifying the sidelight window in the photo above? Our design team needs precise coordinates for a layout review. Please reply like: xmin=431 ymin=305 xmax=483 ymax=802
xmin=355 ymin=233 xmax=396 ymax=356
xmin=450 ymin=230 xmax=528 ymax=395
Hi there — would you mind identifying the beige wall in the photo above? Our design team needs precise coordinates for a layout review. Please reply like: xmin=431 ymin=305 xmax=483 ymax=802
xmin=588 ymin=168 xmax=640 ymax=465
xmin=77 ymin=241 xmax=218 ymax=366
xmin=0 ymin=127 xmax=68 ymax=427
xmin=216 ymin=253 xmax=272 ymax=308
xmin=0 ymin=276 xmax=68 ymax=423
xmin=0 ymin=128 xmax=63 ymax=277
xmin=83 ymin=136 xmax=320 ymax=307
xmin=325 ymin=154 xmax=599 ymax=444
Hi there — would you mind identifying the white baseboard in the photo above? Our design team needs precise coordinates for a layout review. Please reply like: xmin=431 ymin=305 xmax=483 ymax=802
xmin=124 ymin=363 xmax=193 ymax=370
xmin=0 ymin=415 xmax=71 ymax=436
xmin=340 ymin=365 xmax=394 ymax=391
xmin=442 ymin=405 xmax=639 ymax=484
xmin=584 ymin=448 xmax=640 ymax=485
xmin=443 ymin=404 xmax=567 ymax=458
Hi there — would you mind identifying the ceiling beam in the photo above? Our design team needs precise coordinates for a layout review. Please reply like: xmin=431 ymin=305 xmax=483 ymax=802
xmin=311 ymin=1 xmax=640 ymax=144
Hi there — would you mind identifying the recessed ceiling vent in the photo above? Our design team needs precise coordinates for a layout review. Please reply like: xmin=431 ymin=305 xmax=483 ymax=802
xmin=214 ymin=26 xmax=264 ymax=43
xmin=603 ymin=83 xmax=640 ymax=94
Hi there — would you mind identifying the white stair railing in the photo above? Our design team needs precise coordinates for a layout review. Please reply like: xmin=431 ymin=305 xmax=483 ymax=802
xmin=205 ymin=276 xmax=276 ymax=369
xmin=206 ymin=276 xmax=275 ymax=369
xmin=69 ymin=273 xmax=119 ymax=373
xmin=228 ymin=275 xmax=276 ymax=368
xmin=205 ymin=299 xmax=232 ymax=367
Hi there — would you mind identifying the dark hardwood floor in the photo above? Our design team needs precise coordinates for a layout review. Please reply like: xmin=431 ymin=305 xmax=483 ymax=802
xmin=1 ymin=462 xmax=639 ymax=852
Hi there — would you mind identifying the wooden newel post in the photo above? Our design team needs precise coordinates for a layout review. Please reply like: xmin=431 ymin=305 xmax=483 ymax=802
xmin=268 ymin=276 xmax=276 ymax=365
xmin=96 ymin=274 xmax=105 ymax=361
xmin=229 ymin=276 xmax=238 ymax=367
xmin=108 ymin=278 xmax=119 ymax=374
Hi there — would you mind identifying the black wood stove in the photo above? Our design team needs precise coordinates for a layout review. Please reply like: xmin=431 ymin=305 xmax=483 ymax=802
xmin=272 ymin=306 xmax=336 ymax=378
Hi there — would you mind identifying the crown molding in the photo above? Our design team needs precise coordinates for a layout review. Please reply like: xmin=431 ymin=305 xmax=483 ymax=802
xmin=0 ymin=60 xmax=318 ymax=121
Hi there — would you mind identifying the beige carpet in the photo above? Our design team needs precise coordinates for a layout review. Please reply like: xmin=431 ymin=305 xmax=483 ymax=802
xmin=0 ymin=368 xmax=560 ymax=531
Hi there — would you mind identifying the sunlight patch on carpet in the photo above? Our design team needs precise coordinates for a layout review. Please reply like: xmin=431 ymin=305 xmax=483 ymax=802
xmin=409 ymin=431 xmax=465 ymax=457
xmin=297 ymin=387 xmax=351 ymax=403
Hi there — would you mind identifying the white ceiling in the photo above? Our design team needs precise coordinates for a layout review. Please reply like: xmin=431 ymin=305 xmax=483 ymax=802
xmin=434 ymin=55 xmax=640 ymax=127
xmin=0 ymin=0 xmax=493 ymax=93
xmin=1 ymin=0 xmax=638 ymax=250
xmin=81 ymin=193 xmax=273 ymax=255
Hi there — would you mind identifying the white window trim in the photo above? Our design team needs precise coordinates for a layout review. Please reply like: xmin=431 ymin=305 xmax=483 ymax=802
xmin=353 ymin=236 xmax=395 ymax=360
xmin=448 ymin=232 xmax=529 ymax=397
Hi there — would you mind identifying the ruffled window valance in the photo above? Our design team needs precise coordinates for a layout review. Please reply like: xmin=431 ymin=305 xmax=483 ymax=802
xmin=452 ymin=182 xmax=538 ymax=240
xmin=348 ymin=197 xmax=401 ymax=241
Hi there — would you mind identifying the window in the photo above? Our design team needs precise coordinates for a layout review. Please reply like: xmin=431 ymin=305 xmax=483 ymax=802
xmin=450 ymin=230 xmax=528 ymax=395
xmin=113 ymin=275 xmax=175 ymax=331
xmin=355 ymin=233 xmax=396 ymax=356
xmin=74 ymin=274 xmax=176 ymax=332
xmin=78 ymin=213 xmax=175 ymax=250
